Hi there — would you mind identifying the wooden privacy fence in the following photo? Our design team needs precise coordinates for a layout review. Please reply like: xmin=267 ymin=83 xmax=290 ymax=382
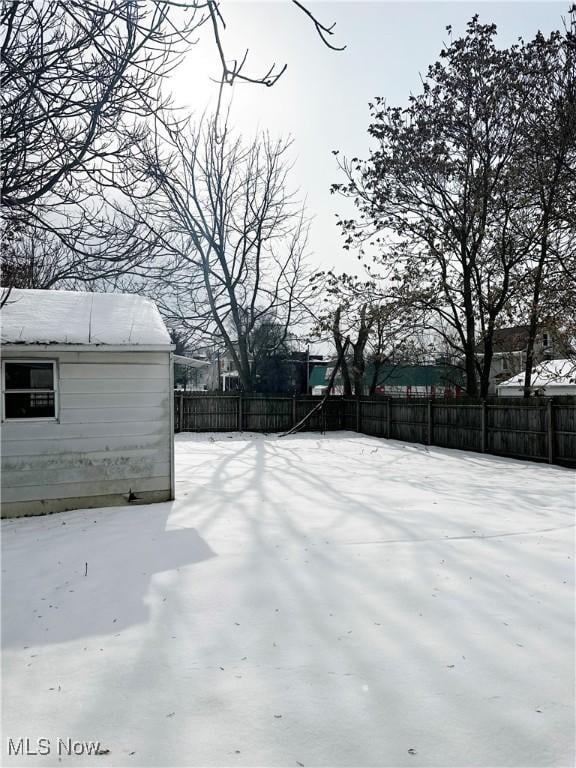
xmin=174 ymin=392 xmax=576 ymax=467
xmin=175 ymin=393 xmax=343 ymax=434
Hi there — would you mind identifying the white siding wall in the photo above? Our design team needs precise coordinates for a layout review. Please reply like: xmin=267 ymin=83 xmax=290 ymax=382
xmin=497 ymin=385 xmax=576 ymax=397
xmin=1 ymin=349 xmax=173 ymax=517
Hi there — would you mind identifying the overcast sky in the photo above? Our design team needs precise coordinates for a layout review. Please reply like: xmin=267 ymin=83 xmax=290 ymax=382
xmin=171 ymin=1 xmax=569 ymax=275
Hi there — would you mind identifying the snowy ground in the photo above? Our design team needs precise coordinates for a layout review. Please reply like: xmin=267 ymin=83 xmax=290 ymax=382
xmin=2 ymin=432 xmax=575 ymax=768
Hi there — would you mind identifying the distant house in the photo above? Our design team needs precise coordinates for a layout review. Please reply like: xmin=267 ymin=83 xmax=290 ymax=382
xmin=496 ymin=359 xmax=576 ymax=397
xmin=197 ymin=345 xmax=324 ymax=393
xmin=1 ymin=289 xmax=175 ymax=518
xmin=197 ymin=347 xmax=242 ymax=391
xmin=252 ymin=351 xmax=324 ymax=394
xmin=476 ymin=325 xmax=571 ymax=394
xmin=173 ymin=354 xmax=210 ymax=391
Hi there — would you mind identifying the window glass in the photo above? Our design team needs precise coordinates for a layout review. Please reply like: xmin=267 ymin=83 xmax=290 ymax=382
xmin=5 ymin=392 xmax=56 ymax=419
xmin=5 ymin=362 xmax=54 ymax=390
xmin=3 ymin=362 xmax=56 ymax=418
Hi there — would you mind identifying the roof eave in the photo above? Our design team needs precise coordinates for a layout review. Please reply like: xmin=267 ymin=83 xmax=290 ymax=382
xmin=1 ymin=342 xmax=175 ymax=353
xmin=172 ymin=354 xmax=210 ymax=368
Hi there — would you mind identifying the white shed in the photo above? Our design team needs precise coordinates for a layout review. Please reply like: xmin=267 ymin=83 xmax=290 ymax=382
xmin=496 ymin=359 xmax=576 ymax=397
xmin=1 ymin=289 xmax=175 ymax=518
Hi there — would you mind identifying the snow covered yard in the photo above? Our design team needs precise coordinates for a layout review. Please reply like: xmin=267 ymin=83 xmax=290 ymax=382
xmin=2 ymin=431 xmax=575 ymax=768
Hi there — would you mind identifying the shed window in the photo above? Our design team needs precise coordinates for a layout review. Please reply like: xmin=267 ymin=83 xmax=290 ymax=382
xmin=3 ymin=362 xmax=56 ymax=419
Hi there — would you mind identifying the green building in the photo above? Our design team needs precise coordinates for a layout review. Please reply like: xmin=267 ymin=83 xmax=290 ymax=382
xmin=309 ymin=361 xmax=464 ymax=397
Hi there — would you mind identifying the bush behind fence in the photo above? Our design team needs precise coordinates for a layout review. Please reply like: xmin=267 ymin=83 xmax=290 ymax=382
xmin=174 ymin=392 xmax=576 ymax=467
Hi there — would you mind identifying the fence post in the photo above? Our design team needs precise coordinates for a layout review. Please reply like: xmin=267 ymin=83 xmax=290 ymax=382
xmin=427 ymin=400 xmax=433 ymax=446
xmin=292 ymin=394 xmax=297 ymax=428
xmin=356 ymin=398 xmax=361 ymax=433
xmin=481 ymin=400 xmax=487 ymax=453
xmin=238 ymin=392 xmax=243 ymax=432
xmin=547 ymin=399 xmax=554 ymax=464
xmin=386 ymin=399 xmax=392 ymax=439
xmin=179 ymin=392 xmax=184 ymax=432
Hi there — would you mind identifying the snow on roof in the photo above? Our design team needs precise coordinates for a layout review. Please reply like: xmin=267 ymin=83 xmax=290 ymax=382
xmin=1 ymin=288 xmax=172 ymax=347
xmin=498 ymin=359 xmax=576 ymax=388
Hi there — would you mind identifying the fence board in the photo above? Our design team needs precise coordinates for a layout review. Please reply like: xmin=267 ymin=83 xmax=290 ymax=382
xmin=358 ymin=399 xmax=388 ymax=437
xmin=174 ymin=392 xmax=576 ymax=467
xmin=181 ymin=393 xmax=237 ymax=432
xmin=433 ymin=401 xmax=482 ymax=452
xmin=554 ymin=402 xmax=576 ymax=464
xmin=390 ymin=400 xmax=428 ymax=445
xmin=341 ymin=399 xmax=357 ymax=431
xmin=243 ymin=395 xmax=293 ymax=433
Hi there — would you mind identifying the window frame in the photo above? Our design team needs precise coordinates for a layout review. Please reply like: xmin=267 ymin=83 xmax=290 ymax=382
xmin=1 ymin=359 xmax=59 ymax=422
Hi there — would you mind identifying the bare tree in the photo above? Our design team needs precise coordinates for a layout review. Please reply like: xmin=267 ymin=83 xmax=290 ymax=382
xmin=332 ymin=17 xmax=575 ymax=398
xmin=366 ymin=303 xmax=401 ymax=395
xmin=516 ymin=21 xmax=576 ymax=395
xmin=2 ymin=2 xmax=201 ymax=211
xmin=331 ymin=305 xmax=353 ymax=396
xmin=1 ymin=1 xmax=206 ymax=285
xmin=1 ymin=0 xmax=344 ymax=290
xmin=135 ymin=115 xmax=314 ymax=391
xmin=315 ymin=273 xmax=407 ymax=397
xmin=315 ymin=270 xmax=459 ymax=396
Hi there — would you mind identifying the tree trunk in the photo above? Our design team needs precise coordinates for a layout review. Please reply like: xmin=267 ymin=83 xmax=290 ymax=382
xmin=368 ymin=357 xmax=383 ymax=396
xmin=351 ymin=303 xmax=371 ymax=397
xmin=352 ymin=365 xmax=364 ymax=397
xmin=333 ymin=306 xmax=352 ymax=396
xmin=479 ymin=338 xmax=494 ymax=398
xmin=462 ymin=270 xmax=478 ymax=397
xmin=523 ymin=216 xmax=549 ymax=398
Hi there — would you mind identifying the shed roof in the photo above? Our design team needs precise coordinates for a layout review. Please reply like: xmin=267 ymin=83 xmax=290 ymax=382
xmin=1 ymin=288 xmax=171 ymax=348
xmin=173 ymin=354 xmax=210 ymax=369
xmin=374 ymin=363 xmax=464 ymax=388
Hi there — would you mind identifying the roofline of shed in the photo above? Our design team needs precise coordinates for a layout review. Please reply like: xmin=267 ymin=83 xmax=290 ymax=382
xmin=172 ymin=354 xmax=210 ymax=368
xmin=0 ymin=343 xmax=176 ymax=353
